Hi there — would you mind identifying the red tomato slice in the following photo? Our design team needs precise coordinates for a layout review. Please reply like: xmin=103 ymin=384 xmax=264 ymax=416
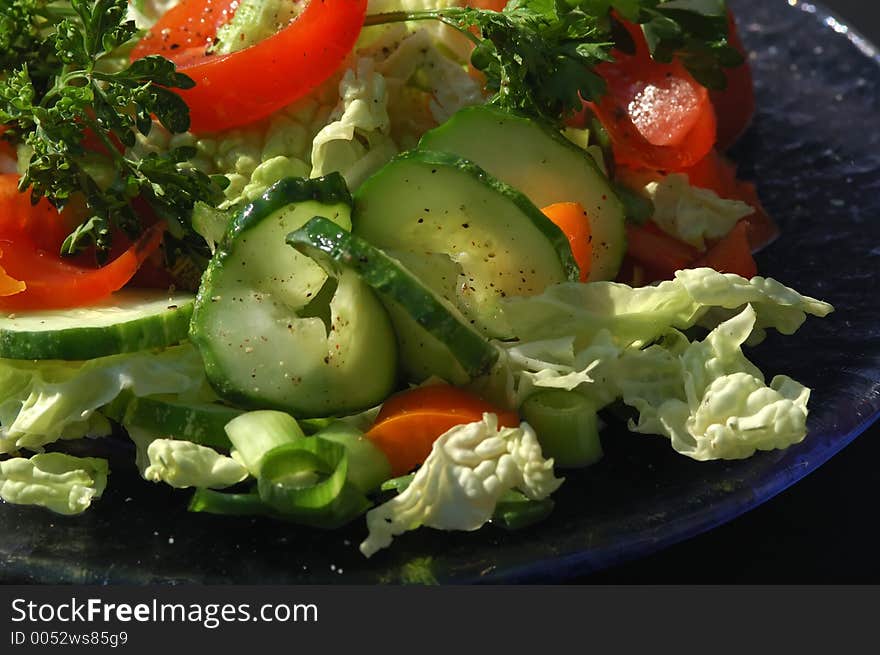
xmin=132 ymin=0 xmax=368 ymax=133
xmin=679 ymin=152 xmax=779 ymax=251
xmin=0 ymin=176 xmax=166 ymax=310
xmin=692 ymin=221 xmax=757 ymax=278
xmin=625 ymin=222 xmax=699 ymax=282
xmin=587 ymin=19 xmax=717 ymax=171
xmin=0 ymin=174 xmax=79 ymax=254
xmin=711 ymin=11 xmax=756 ymax=151
xmin=0 ymin=224 xmax=165 ymax=311
xmin=590 ymin=57 xmax=716 ymax=171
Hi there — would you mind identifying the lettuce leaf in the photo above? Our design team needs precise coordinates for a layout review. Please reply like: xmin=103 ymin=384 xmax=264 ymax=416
xmin=488 ymin=271 xmax=833 ymax=462
xmin=143 ymin=439 xmax=249 ymax=489
xmin=310 ymin=58 xmax=399 ymax=189
xmin=644 ymin=174 xmax=754 ymax=250
xmin=619 ymin=306 xmax=812 ymax=460
xmin=0 ymin=345 xmax=209 ymax=454
xmin=502 ymin=268 xmax=833 ymax=348
xmin=0 ymin=453 xmax=108 ymax=515
xmin=360 ymin=414 xmax=562 ymax=557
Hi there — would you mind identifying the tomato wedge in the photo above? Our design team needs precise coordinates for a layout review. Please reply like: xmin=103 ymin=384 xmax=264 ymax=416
xmin=586 ymin=19 xmax=717 ymax=172
xmin=366 ymin=385 xmax=520 ymax=476
xmin=0 ymin=176 xmax=166 ymax=310
xmin=692 ymin=221 xmax=757 ymax=278
xmin=0 ymin=174 xmax=80 ymax=254
xmin=711 ymin=11 xmax=755 ymax=151
xmin=132 ymin=0 xmax=368 ymax=133
xmin=625 ymin=222 xmax=699 ymax=282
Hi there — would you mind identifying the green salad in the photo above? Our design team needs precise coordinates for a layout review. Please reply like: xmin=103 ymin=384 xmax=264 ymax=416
xmin=0 ymin=0 xmax=833 ymax=558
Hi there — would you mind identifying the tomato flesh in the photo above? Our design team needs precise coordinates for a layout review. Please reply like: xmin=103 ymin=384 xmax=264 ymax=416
xmin=132 ymin=0 xmax=368 ymax=133
xmin=0 ymin=175 xmax=166 ymax=310
xmin=711 ymin=11 xmax=756 ymax=151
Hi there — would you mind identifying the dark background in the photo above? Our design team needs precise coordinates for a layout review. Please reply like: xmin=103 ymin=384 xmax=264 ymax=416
xmin=574 ymin=0 xmax=880 ymax=584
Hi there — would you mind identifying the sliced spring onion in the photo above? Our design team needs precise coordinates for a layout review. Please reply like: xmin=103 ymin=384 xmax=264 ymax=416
xmin=257 ymin=438 xmax=347 ymax=513
xmin=188 ymin=488 xmax=267 ymax=516
xmin=224 ymin=410 xmax=305 ymax=477
xmin=493 ymin=490 xmax=555 ymax=531
xmin=380 ymin=473 xmax=415 ymax=494
xmin=188 ymin=486 xmax=369 ymax=529
xmin=313 ymin=422 xmax=391 ymax=493
xmin=521 ymin=390 xmax=604 ymax=468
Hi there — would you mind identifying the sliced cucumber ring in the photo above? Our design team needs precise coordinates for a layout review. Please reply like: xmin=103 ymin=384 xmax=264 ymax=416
xmin=352 ymin=149 xmax=579 ymax=338
xmin=103 ymin=392 xmax=241 ymax=451
xmin=0 ymin=290 xmax=194 ymax=360
xmin=190 ymin=175 xmax=399 ymax=418
xmin=419 ymin=105 xmax=627 ymax=281
xmin=288 ymin=216 xmax=499 ymax=385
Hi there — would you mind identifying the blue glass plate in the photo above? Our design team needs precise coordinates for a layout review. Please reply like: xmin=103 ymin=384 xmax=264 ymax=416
xmin=1 ymin=0 xmax=879 ymax=584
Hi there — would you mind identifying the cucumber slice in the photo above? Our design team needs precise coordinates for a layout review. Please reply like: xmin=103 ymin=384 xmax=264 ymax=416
xmin=352 ymin=150 xmax=578 ymax=338
xmin=288 ymin=217 xmax=499 ymax=385
xmin=419 ymin=105 xmax=627 ymax=281
xmin=103 ymin=392 xmax=241 ymax=451
xmin=190 ymin=175 xmax=398 ymax=418
xmin=0 ymin=290 xmax=194 ymax=360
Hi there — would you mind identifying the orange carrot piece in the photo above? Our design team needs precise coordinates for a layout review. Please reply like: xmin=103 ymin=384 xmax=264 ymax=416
xmin=366 ymin=385 xmax=520 ymax=476
xmin=541 ymin=202 xmax=592 ymax=282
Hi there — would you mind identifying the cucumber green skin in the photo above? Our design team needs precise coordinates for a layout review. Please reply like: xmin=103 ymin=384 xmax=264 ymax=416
xmin=103 ymin=393 xmax=240 ymax=451
xmin=190 ymin=175 xmax=398 ymax=417
xmin=419 ymin=105 xmax=627 ymax=281
xmin=191 ymin=175 xmax=349 ymax=411
xmin=217 ymin=174 xmax=352 ymax=249
xmin=356 ymin=149 xmax=580 ymax=284
xmin=0 ymin=297 xmax=193 ymax=361
xmin=288 ymin=217 xmax=499 ymax=381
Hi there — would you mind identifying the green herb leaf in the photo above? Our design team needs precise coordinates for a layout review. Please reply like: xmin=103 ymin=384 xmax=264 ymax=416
xmin=0 ymin=0 xmax=225 ymax=261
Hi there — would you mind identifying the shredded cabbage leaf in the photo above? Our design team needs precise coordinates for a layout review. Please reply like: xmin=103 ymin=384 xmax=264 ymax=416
xmin=0 ymin=345 xmax=209 ymax=454
xmin=618 ymin=306 xmax=812 ymax=460
xmin=644 ymin=174 xmax=754 ymax=250
xmin=0 ymin=453 xmax=108 ymax=515
xmin=310 ymin=58 xmax=399 ymax=189
xmin=360 ymin=413 xmax=563 ymax=557
xmin=502 ymin=268 xmax=834 ymax=349
xmin=483 ymin=270 xmax=832 ymax=462
xmin=144 ymin=439 xmax=248 ymax=489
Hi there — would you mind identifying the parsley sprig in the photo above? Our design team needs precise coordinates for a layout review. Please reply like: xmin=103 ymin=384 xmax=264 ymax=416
xmin=364 ymin=0 xmax=741 ymax=125
xmin=0 ymin=0 xmax=226 ymax=257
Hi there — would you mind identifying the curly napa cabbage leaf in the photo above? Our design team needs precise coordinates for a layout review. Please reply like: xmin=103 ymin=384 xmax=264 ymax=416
xmin=502 ymin=268 xmax=833 ymax=348
xmin=310 ymin=58 xmax=398 ymax=189
xmin=360 ymin=413 xmax=563 ymax=557
xmin=143 ymin=439 xmax=248 ymax=489
xmin=0 ymin=345 xmax=209 ymax=454
xmin=619 ymin=305 xmax=812 ymax=460
xmin=0 ymin=453 xmax=109 ymax=515
xmin=483 ymin=271 xmax=832 ymax=461
xmin=644 ymin=174 xmax=754 ymax=250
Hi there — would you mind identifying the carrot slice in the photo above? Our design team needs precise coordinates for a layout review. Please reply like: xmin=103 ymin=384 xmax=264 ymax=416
xmin=367 ymin=385 xmax=520 ymax=476
xmin=541 ymin=202 xmax=592 ymax=282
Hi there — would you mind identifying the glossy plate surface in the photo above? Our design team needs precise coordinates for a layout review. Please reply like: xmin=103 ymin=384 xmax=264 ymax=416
xmin=2 ymin=0 xmax=879 ymax=584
